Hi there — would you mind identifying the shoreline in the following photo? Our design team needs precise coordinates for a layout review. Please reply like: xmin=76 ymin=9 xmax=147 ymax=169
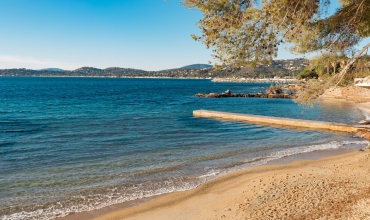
xmin=58 ymin=143 xmax=368 ymax=220
xmin=0 ymin=75 xmax=212 ymax=79
xmin=69 ymin=148 xmax=370 ymax=220
xmin=211 ymin=77 xmax=298 ymax=83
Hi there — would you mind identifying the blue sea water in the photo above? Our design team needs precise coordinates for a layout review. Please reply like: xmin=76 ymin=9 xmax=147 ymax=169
xmin=0 ymin=77 xmax=368 ymax=220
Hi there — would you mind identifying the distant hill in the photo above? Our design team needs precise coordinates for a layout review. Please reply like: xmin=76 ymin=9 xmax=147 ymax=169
xmin=0 ymin=58 xmax=308 ymax=78
xmin=180 ymin=64 xmax=212 ymax=69
xmin=41 ymin=68 xmax=64 ymax=72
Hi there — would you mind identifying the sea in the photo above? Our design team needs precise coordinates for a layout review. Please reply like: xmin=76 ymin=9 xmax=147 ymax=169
xmin=0 ymin=77 xmax=368 ymax=220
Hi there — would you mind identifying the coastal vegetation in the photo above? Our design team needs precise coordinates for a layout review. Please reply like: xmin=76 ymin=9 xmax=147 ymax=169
xmin=182 ymin=0 xmax=370 ymax=105
xmin=294 ymin=53 xmax=370 ymax=105
xmin=297 ymin=68 xmax=319 ymax=80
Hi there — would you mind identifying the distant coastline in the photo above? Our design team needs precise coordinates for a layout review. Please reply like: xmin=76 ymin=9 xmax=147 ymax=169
xmin=0 ymin=75 xmax=299 ymax=83
xmin=212 ymin=77 xmax=298 ymax=83
xmin=0 ymin=75 xmax=214 ymax=80
xmin=0 ymin=58 xmax=307 ymax=79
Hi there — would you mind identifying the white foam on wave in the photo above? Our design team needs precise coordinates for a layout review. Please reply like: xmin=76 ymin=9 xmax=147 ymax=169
xmin=198 ymin=170 xmax=220 ymax=179
xmin=1 ymin=177 xmax=208 ymax=220
xmin=208 ymin=140 xmax=370 ymax=178
xmin=358 ymin=108 xmax=370 ymax=121
xmin=2 ymin=140 xmax=368 ymax=220
xmin=246 ymin=140 xmax=369 ymax=169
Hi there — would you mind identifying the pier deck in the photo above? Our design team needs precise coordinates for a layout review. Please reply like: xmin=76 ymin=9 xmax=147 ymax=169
xmin=193 ymin=110 xmax=366 ymax=133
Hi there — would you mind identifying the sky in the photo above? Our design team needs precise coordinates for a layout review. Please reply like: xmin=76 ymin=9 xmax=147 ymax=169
xmin=0 ymin=0 xmax=367 ymax=71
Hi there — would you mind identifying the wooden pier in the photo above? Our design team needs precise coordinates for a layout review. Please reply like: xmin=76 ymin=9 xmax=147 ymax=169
xmin=193 ymin=110 xmax=365 ymax=133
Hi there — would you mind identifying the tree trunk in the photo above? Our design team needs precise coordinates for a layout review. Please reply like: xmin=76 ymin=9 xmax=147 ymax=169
xmin=326 ymin=61 xmax=330 ymax=75
xmin=331 ymin=61 xmax=337 ymax=74
xmin=332 ymin=42 xmax=370 ymax=88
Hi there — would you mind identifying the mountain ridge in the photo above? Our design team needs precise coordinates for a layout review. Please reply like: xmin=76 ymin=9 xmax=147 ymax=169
xmin=0 ymin=59 xmax=308 ymax=78
xmin=180 ymin=64 xmax=212 ymax=69
xmin=40 ymin=68 xmax=64 ymax=72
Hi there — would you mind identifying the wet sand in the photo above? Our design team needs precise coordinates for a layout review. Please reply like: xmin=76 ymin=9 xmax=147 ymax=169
xmin=92 ymin=149 xmax=370 ymax=220
xmin=58 ymin=146 xmax=370 ymax=220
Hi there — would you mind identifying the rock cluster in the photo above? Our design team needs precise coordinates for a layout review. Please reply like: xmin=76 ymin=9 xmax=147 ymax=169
xmin=195 ymin=90 xmax=296 ymax=99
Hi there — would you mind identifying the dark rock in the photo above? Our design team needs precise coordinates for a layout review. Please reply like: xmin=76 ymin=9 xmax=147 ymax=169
xmin=359 ymin=120 xmax=370 ymax=125
xmin=266 ymin=84 xmax=284 ymax=94
xmin=195 ymin=92 xmax=296 ymax=99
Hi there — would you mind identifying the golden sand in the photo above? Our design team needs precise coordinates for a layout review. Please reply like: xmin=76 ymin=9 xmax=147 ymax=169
xmin=77 ymin=150 xmax=370 ymax=220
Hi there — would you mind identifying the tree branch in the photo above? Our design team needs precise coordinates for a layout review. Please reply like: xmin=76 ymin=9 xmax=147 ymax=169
xmin=331 ymin=41 xmax=370 ymax=88
xmin=324 ymin=0 xmax=365 ymax=51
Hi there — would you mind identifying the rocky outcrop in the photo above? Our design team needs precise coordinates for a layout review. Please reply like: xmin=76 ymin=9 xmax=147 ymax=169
xmin=358 ymin=129 xmax=370 ymax=140
xmin=360 ymin=120 xmax=370 ymax=125
xmin=195 ymin=90 xmax=296 ymax=99
xmin=355 ymin=76 xmax=370 ymax=86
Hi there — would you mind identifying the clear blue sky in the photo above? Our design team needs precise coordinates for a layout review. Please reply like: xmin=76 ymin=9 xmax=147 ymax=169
xmin=0 ymin=0 xmax=367 ymax=71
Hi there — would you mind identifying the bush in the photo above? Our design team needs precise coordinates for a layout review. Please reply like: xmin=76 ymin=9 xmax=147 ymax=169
xmin=354 ymin=71 xmax=370 ymax=79
xmin=297 ymin=68 xmax=319 ymax=79
xmin=294 ymin=78 xmax=329 ymax=106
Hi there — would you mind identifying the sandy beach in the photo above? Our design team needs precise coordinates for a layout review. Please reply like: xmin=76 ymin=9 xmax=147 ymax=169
xmin=72 ymin=149 xmax=368 ymax=220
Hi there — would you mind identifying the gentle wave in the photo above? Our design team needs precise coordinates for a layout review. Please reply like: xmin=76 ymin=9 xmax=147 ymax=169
xmin=201 ymin=140 xmax=369 ymax=176
xmin=2 ymin=140 xmax=367 ymax=220
xmin=267 ymin=140 xmax=368 ymax=160
xmin=2 ymin=130 xmax=28 ymax=133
